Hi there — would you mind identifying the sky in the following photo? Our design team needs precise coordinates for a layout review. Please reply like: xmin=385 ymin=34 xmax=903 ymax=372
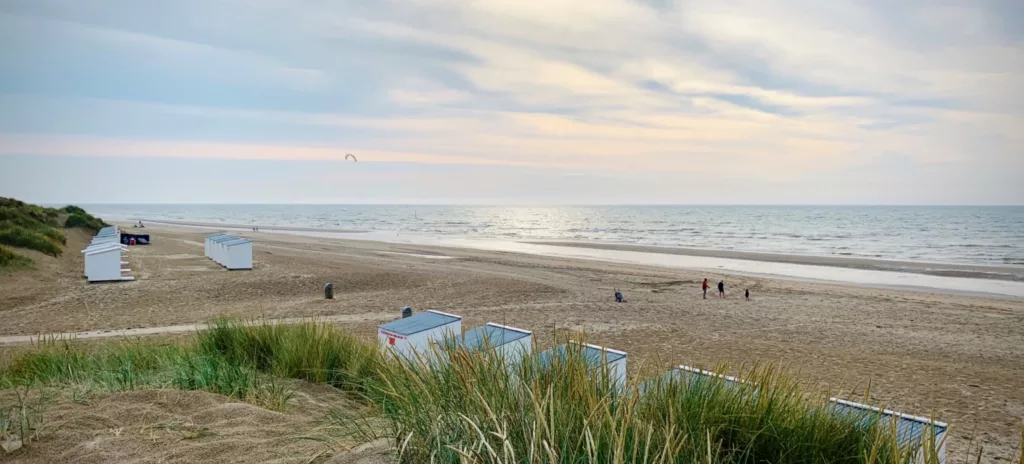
xmin=0 ymin=0 xmax=1022 ymax=205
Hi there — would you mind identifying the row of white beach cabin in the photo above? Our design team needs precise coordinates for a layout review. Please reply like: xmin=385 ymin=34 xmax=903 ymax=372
xmin=204 ymin=234 xmax=252 ymax=270
xmin=379 ymin=309 xmax=946 ymax=463
xmin=639 ymin=365 xmax=948 ymax=463
xmin=377 ymin=309 xmax=624 ymax=389
xmin=82 ymin=226 xmax=134 ymax=282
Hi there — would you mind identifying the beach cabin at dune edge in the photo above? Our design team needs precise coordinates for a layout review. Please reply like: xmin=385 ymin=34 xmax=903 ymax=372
xmin=204 ymin=233 xmax=253 ymax=270
xmin=537 ymin=341 xmax=628 ymax=391
xmin=378 ymin=309 xmax=462 ymax=361
xmin=638 ymin=364 xmax=748 ymax=396
xmin=637 ymin=366 xmax=947 ymax=463
xmin=830 ymin=398 xmax=948 ymax=464
xmin=453 ymin=323 xmax=533 ymax=365
xmin=82 ymin=227 xmax=134 ymax=283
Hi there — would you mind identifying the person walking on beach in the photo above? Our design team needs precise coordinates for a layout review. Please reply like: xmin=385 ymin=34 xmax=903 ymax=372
xmin=718 ymin=280 xmax=725 ymax=298
xmin=702 ymin=278 xmax=709 ymax=299
xmin=745 ymin=289 xmax=750 ymax=300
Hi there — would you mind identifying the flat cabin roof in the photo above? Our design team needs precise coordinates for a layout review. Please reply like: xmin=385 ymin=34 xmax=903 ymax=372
xmin=98 ymin=226 xmax=117 ymax=234
xmin=830 ymin=399 xmax=947 ymax=446
xmin=83 ymin=242 xmax=125 ymax=250
xmin=95 ymin=230 xmax=117 ymax=237
xmin=224 ymin=238 xmax=252 ymax=246
xmin=456 ymin=323 xmax=531 ymax=351
xmin=206 ymin=233 xmax=232 ymax=239
xmin=537 ymin=342 xmax=626 ymax=368
xmin=84 ymin=246 xmax=122 ymax=256
xmin=209 ymin=235 xmax=237 ymax=243
xmin=378 ymin=309 xmax=461 ymax=336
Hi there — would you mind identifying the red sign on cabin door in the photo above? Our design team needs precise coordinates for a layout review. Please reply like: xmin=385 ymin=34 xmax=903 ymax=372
xmin=389 ymin=337 xmax=396 ymax=346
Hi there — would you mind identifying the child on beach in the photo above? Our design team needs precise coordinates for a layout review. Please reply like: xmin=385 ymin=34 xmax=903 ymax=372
xmin=718 ymin=281 xmax=725 ymax=298
xmin=702 ymin=278 xmax=709 ymax=299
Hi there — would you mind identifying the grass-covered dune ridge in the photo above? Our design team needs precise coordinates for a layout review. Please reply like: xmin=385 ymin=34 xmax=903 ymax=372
xmin=0 ymin=197 xmax=107 ymax=267
xmin=0 ymin=319 xmax=961 ymax=463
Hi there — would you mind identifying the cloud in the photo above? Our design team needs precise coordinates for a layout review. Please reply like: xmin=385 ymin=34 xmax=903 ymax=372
xmin=0 ymin=0 xmax=1021 ymax=203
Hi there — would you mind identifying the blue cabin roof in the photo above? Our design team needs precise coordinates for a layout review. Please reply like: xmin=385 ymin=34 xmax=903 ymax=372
xmin=209 ymin=235 xmax=237 ymax=243
xmin=537 ymin=343 xmax=626 ymax=368
xmin=96 ymin=229 xmax=117 ymax=237
xmin=224 ymin=238 xmax=251 ymax=246
xmin=98 ymin=226 xmax=116 ymax=234
xmin=456 ymin=324 xmax=530 ymax=351
xmin=638 ymin=365 xmax=747 ymax=396
xmin=207 ymin=233 xmax=232 ymax=240
xmin=379 ymin=310 xmax=461 ymax=336
xmin=830 ymin=399 xmax=947 ymax=449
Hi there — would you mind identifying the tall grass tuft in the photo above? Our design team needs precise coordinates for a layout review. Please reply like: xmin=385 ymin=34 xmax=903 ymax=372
xmin=170 ymin=354 xmax=258 ymax=399
xmin=196 ymin=318 xmax=383 ymax=393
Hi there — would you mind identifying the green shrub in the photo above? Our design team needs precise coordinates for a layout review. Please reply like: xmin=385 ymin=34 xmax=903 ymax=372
xmin=0 ymin=226 xmax=63 ymax=257
xmin=64 ymin=212 xmax=106 ymax=232
xmin=0 ymin=245 xmax=33 ymax=268
xmin=59 ymin=205 xmax=88 ymax=215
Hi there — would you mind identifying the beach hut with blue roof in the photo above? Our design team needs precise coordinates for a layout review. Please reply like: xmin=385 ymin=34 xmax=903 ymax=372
xmin=454 ymin=323 xmax=532 ymax=364
xmin=205 ymin=233 xmax=231 ymax=258
xmin=537 ymin=341 xmax=628 ymax=391
xmin=830 ymin=398 xmax=948 ymax=463
xmin=209 ymin=235 xmax=236 ymax=265
xmin=378 ymin=309 xmax=462 ymax=360
xmin=223 ymin=237 xmax=253 ymax=270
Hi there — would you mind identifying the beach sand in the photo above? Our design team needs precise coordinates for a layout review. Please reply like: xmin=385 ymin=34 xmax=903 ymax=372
xmin=1 ymin=223 xmax=1021 ymax=461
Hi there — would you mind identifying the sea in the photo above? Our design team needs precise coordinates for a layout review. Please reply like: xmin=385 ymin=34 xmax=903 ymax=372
xmin=82 ymin=205 xmax=1024 ymax=267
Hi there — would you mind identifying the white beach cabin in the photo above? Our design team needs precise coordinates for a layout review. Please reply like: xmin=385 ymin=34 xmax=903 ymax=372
xmin=205 ymin=233 xmax=231 ymax=258
xmin=830 ymin=398 xmax=948 ymax=464
xmin=209 ymin=235 xmax=236 ymax=265
xmin=223 ymin=238 xmax=253 ymax=270
xmin=378 ymin=310 xmax=462 ymax=361
xmin=83 ymin=245 xmax=132 ymax=282
xmin=454 ymin=323 xmax=532 ymax=365
xmin=537 ymin=341 xmax=628 ymax=391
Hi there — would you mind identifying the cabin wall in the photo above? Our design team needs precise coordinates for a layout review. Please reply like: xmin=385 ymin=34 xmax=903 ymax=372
xmin=608 ymin=355 xmax=627 ymax=391
xmin=493 ymin=334 xmax=532 ymax=365
xmin=87 ymin=251 xmax=122 ymax=282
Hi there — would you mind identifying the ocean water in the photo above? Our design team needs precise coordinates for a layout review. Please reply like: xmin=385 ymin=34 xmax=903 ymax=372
xmin=83 ymin=205 xmax=1024 ymax=267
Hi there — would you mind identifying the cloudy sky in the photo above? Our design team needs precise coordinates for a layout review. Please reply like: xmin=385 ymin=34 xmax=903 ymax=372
xmin=1 ymin=0 xmax=1022 ymax=204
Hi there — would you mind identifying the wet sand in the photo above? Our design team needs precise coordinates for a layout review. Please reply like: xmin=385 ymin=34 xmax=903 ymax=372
xmin=1 ymin=223 xmax=1021 ymax=462
xmin=527 ymin=241 xmax=1024 ymax=282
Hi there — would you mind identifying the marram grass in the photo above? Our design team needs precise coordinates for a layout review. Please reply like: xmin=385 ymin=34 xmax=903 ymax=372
xmin=1 ymin=320 xmax=956 ymax=463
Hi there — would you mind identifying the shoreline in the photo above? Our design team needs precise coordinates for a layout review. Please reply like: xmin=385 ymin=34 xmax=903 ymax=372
xmin=134 ymin=218 xmax=367 ymax=234
xmin=131 ymin=218 xmax=1024 ymax=285
xmin=525 ymin=241 xmax=1024 ymax=283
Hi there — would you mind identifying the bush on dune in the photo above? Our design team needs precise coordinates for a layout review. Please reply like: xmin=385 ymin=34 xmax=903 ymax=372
xmin=0 ymin=199 xmax=107 ymax=267
xmin=0 ymin=226 xmax=63 ymax=257
xmin=63 ymin=212 xmax=106 ymax=232
xmin=0 ymin=245 xmax=33 ymax=268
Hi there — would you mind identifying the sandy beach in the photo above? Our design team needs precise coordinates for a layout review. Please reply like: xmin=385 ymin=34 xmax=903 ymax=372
xmin=1 ymin=223 xmax=1022 ymax=461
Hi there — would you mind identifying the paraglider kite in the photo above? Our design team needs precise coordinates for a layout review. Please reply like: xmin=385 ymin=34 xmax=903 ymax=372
xmin=345 ymin=154 xmax=358 ymax=162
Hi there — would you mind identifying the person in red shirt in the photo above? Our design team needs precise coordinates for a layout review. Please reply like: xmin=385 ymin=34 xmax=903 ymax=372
xmin=702 ymin=278 xmax=709 ymax=299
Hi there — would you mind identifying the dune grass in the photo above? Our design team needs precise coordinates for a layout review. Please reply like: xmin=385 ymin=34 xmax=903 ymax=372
xmin=0 ymin=246 xmax=32 ymax=268
xmin=0 ymin=321 xmax=951 ymax=463
xmin=0 ymin=338 xmax=292 ymax=411
xmin=0 ymin=198 xmax=108 ymax=268
xmin=0 ymin=227 xmax=63 ymax=258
